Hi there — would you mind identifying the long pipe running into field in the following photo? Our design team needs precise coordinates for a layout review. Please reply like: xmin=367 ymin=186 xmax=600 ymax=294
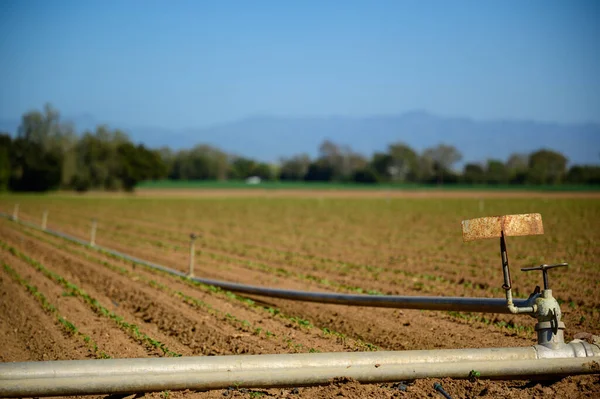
xmin=1 ymin=348 xmax=599 ymax=397
xmin=1 ymin=213 xmax=599 ymax=397
xmin=1 ymin=212 xmax=533 ymax=314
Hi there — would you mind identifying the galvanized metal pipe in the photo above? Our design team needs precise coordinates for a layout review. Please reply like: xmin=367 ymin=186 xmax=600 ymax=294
xmin=5 ymin=343 xmax=596 ymax=381
xmin=1 ymin=351 xmax=598 ymax=397
xmin=0 ymin=347 xmax=542 ymax=379
xmin=0 ymin=212 xmax=531 ymax=314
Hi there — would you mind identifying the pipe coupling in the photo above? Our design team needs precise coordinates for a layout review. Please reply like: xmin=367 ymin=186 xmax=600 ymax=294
xmin=535 ymin=340 xmax=600 ymax=359
xmin=535 ymin=321 xmax=565 ymax=347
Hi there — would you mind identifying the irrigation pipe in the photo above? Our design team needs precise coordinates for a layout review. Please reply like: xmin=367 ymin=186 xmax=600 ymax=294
xmin=1 ymin=351 xmax=599 ymax=397
xmin=0 ymin=211 xmax=531 ymax=313
xmin=1 ymin=211 xmax=599 ymax=397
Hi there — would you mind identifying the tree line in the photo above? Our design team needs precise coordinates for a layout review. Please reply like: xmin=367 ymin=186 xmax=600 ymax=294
xmin=1 ymin=104 xmax=599 ymax=192
xmin=0 ymin=105 xmax=165 ymax=192
xmin=278 ymin=141 xmax=599 ymax=185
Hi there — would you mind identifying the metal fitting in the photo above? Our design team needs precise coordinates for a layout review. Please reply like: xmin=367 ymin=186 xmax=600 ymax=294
xmin=433 ymin=382 xmax=453 ymax=399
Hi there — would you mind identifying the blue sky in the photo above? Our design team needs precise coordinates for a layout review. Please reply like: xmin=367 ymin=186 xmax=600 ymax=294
xmin=1 ymin=0 xmax=599 ymax=129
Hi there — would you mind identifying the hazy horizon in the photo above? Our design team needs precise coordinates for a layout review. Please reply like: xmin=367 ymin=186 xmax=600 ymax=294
xmin=1 ymin=0 xmax=599 ymax=129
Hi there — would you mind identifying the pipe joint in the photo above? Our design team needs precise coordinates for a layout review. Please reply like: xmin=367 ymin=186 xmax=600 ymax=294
xmin=507 ymin=303 xmax=537 ymax=315
xmin=535 ymin=340 xmax=600 ymax=358
xmin=506 ymin=290 xmax=539 ymax=315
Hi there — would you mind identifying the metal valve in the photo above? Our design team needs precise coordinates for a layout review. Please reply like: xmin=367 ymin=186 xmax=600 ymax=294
xmin=461 ymin=213 xmax=570 ymax=347
xmin=521 ymin=263 xmax=568 ymax=290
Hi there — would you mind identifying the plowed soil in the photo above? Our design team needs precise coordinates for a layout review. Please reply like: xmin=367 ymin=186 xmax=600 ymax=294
xmin=1 ymin=191 xmax=599 ymax=398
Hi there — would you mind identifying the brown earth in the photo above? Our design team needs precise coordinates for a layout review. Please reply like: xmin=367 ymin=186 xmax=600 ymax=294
xmin=0 ymin=194 xmax=599 ymax=399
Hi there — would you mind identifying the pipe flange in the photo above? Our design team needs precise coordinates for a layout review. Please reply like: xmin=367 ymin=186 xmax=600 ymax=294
xmin=535 ymin=321 xmax=565 ymax=331
xmin=535 ymin=321 xmax=566 ymax=347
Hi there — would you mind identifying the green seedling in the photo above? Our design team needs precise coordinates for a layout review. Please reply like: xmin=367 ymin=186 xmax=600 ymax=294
xmin=290 ymin=316 xmax=312 ymax=329
xmin=468 ymin=370 xmax=481 ymax=381
xmin=1 ymin=261 xmax=110 ymax=359
xmin=1 ymin=241 xmax=181 ymax=357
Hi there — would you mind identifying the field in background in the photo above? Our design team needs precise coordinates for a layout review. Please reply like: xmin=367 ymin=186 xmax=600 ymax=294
xmin=0 ymin=193 xmax=598 ymax=398
xmin=137 ymin=179 xmax=600 ymax=192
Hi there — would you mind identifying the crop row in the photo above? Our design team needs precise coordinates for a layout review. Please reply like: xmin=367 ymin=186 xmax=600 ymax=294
xmin=10 ymin=221 xmax=379 ymax=353
xmin=15 ymin=208 xmax=506 ymax=296
xmin=34 ymin=213 xmax=592 ymax=330
xmin=32 ymin=202 xmax=600 ymax=312
xmin=0 ymin=240 xmax=182 ymax=357
xmin=4 ymin=213 xmax=545 ymax=340
xmin=1 ymin=261 xmax=110 ymax=359
xmin=5 ymin=216 xmax=558 ymax=343
xmin=14 ymin=203 xmax=598 ymax=308
xmin=3 ymin=200 xmax=598 ymax=337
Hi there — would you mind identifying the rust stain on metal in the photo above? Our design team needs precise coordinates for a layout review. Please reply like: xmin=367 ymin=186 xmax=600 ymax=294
xmin=574 ymin=332 xmax=600 ymax=346
xmin=584 ymin=360 xmax=600 ymax=371
xmin=461 ymin=213 xmax=544 ymax=242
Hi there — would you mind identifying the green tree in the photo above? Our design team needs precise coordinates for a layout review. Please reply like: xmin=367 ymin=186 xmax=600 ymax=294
xmin=369 ymin=152 xmax=392 ymax=182
xmin=317 ymin=140 xmax=345 ymax=181
xmin=9 ymin=138 xmax=62 ymax=192
xmin=485 ymin=159 xmax=508 ymax=184
xmin=352 ymin=167 xmax=379 ymax=183
xmin=304 ymin=162 xmax=334 ymax=181
xmin=315 ymin=140 xmax=366 ymax=182
xmin=71 ymin=126 xmax=130 ymax=190
xmin=566 ymin=165 xmax=600 ymax=184
xmin=463 ymin=163 xmax=485 ymax=184
xmin=0 ymin=133 xmax=12 ymax=191
xmin=170 ymin=145 xmax=229 ymax=180
xmin=506 ymin=153 xmax=529 ymax=184
xmin=422 ymin=144 xmax=462 ymax=184
xmin=116 ymin=143 xmax=167 ymax=191
xmin=229 ymin=156 xmax=274 ymax=180
xmin=279 ymin=154 xmax=311 ymax=181
xmin=527 ymin=149 xmax=568 ymax=185
xmin=10 ymin=104 xmax=72 ymax=191
xmin=388 ymin=143 xmax=419 ymax=182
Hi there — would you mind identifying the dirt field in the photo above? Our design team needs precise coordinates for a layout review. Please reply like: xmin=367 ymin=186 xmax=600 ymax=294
xmin=0 ymin=191 xmax=599 ymax=398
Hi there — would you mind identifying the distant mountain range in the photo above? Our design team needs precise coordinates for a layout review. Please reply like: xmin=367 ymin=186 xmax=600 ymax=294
xmin=1 ymin=111 xmax=599 ymax=166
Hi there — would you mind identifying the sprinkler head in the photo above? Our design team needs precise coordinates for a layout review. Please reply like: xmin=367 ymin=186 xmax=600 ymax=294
xmin=190 ymin=233 xmax=198 ymax=240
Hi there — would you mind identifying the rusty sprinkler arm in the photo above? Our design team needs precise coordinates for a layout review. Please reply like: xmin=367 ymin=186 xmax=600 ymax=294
xmin=461 ymin=214 xmax=544 ymax=314
xmin=500 ymin=232 xmax=537 ymax=315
